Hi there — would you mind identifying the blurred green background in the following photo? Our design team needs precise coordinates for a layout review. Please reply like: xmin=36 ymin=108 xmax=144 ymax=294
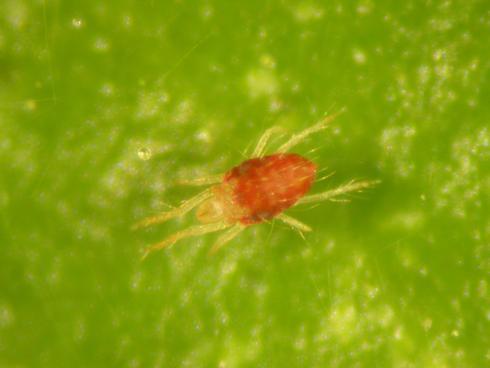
xmin=1 ymin=0 xmax=489 ymax=367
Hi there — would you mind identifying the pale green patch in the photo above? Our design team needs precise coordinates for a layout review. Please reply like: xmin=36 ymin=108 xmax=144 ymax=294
xmin=245 ymin=69 xmax=279 ymax=99
xmin=292 ymin=2 xmax=324 ymax=23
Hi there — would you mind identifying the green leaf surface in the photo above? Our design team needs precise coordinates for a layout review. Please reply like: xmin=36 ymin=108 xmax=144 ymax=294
xmin=1 ymin=1 xmax=488 ymax=367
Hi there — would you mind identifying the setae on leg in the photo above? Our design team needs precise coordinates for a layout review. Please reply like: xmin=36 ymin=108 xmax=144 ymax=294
xmin=297 ymin=179 xmax=380 ymax=205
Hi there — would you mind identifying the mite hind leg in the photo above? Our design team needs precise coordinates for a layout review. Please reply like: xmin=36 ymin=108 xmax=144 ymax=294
xmin=297 ymin=179 xmax=380 ymax=205
xmin=277 ymin=108 xmax=346 ymax=153
xmin=208 ymin=224 xmax=245 ymax=255
xmin=132 ymin=188 xmax=213 ymax=230
xmin=141 ymin=222 xmax=231 ymax=260
xmin=276 ymin=213 xmax=312 ymax=233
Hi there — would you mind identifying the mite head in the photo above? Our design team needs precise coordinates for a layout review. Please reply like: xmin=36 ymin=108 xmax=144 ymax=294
xmin=196 ymin=196 xmax=224 ymax=223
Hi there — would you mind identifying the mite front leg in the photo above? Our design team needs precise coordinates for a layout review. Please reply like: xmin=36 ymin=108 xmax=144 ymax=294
xmin=141 ymin=222 xmax=231 ymax=259
xmin=297 ymin=179 xmax=380 ymax=205
xmin=177 ymin=174 xmax=223 ymax=186
xmin=132 ymin=188 xmax=213 ymax=230
xmin=277 ymin=108 xmax=346 ymax=153
xmin=252 ymin=126 xmax=286 ymax=158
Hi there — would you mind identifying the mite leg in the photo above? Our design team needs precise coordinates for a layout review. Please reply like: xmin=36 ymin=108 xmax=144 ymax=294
xmin=252 ymin=126 xmax=286 ymax=158
xmin=276 ymin=213 xmax=312 ymax=233
xmin=208 ymin=224 xmax=245 ymax=255
xmin=132 ymin=188 xmax=213 ymax=230
xmin=277 ymin=108 xmax=346 ymax=153
xmin=297 ymin=179 xmax=380 ymax=205
xmin=177 ymin=174 xmax=223 ymax=186
xmin=141 ymin=222 xmax=230 ymax=260
xmin=314 ymin=169 xmax=336 ymax=183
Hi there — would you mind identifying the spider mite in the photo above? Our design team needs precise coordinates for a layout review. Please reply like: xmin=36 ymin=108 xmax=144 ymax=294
xmin=133 ymin=109 xmax=378 ymax=259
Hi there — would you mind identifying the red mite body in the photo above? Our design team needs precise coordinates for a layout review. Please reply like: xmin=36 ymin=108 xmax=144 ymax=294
xmin=222 ymin=153 xmax=317 ymax=225
xmin=134 ymin=110 xmax=377 ymax=258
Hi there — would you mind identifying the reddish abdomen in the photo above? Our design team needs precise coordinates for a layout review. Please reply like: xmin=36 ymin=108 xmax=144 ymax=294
xmin=224 ymin=153 xmax=317 ymax=224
